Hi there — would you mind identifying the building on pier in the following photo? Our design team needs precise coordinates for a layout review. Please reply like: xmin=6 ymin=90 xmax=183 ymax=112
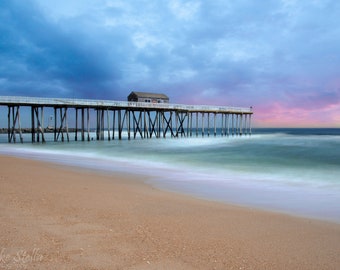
xmin=128 ymin=92 xmax=169 ymax=103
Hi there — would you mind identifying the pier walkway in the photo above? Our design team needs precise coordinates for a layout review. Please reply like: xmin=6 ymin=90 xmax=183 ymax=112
xmin=0 ymin=96 xmax=253 ymax=143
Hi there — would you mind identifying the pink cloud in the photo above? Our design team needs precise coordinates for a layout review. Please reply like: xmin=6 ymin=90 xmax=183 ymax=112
xmin=253 ymin=101 xmax=340 ymax=127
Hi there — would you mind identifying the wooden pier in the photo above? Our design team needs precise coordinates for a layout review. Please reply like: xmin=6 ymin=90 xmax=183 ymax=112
xmin=0 ymin=96 xmax=253 ymax=143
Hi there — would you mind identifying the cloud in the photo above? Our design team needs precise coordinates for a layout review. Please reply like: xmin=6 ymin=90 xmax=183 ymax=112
xmin=168 ymin=0 xmax=201 ymax=20
xmin=0 ymin=0 xmax=123 ymax=98
xmin=1 ymin=0 xmax=340 ymax=126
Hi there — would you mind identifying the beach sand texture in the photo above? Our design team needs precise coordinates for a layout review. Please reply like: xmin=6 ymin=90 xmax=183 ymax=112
xmin=1 ymin=156 xmax=339 ymax=269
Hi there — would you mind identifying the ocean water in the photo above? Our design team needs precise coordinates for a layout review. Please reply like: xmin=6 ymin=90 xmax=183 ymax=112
xmin=1 ymin=128 xmax=340 ymax=223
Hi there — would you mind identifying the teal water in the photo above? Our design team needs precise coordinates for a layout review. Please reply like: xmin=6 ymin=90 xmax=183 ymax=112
xmin=1 ymin=128 xmax=340 ymax=222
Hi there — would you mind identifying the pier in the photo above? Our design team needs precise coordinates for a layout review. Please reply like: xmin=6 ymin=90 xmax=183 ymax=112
xmin=0 ymin=96 xmax=253 ymax=143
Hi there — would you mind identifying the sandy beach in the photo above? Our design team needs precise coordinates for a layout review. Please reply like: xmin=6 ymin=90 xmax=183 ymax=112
xmin=0 ymin=155 xmax=339 ymax=269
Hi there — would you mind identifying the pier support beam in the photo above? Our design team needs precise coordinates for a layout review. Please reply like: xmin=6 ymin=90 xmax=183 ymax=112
xmin=248 ymin=114 xmax=252 ymax=135
xmin=214 ymin=113 xmax=217 ymax=136
xmin=54 ymin=107 xmax=69 ymax=142
xmin=75 ymin=108 xmax=78 ymax=141
xmin=176 ymin=112 xmax=187 ymax=137
xmin=107 ymin=109 xmax=111 ymax=141
xmin=31 ymin=106 xmax=45 ymax=143
xmin=80 ymin=108 xmax=85 ymax=141
xmin=207 ymin=113 xmax=210 ymax=137
xmin=196 ymin=112 xmax=199 ymax=137
xmin=201 ymin=112 xmax=205 ymax=136
xmin=87 ymin=108 xmax=90 ymax=141
xmin=118 ymin=110 xmax=123 ymax=140
xmin=112 ymin=110 xmax=116 ymax=140
xmin=8 ymin=106 xmax=23 ymax=143
xmin=132 ymin=110 xmax=143 ymax=139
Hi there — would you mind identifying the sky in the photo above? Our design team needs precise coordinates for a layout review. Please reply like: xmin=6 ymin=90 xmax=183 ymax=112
xmin=1 ymin=0 xmax=340 ymax=127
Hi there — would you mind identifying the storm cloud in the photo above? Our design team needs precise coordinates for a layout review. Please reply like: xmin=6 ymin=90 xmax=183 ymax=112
xmin=1 ymin=0 xmax=340 ymax=126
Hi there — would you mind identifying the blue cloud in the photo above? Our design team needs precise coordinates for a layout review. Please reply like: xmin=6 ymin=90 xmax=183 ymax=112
xmin=1 ymin=0 xmax=340 ymax=126
xmin=0 ymin=0 xmax=123 ymax=98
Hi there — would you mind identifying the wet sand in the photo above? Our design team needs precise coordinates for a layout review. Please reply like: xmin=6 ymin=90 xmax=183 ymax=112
xmin=0 ymin=155 xmax=339 ymax=269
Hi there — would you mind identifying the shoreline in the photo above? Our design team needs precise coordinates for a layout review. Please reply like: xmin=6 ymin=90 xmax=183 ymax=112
xmin=1 ymin=155 xmax=340 ymax=269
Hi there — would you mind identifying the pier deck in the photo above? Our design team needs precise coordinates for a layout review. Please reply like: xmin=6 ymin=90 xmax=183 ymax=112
xmin=0 ymin=96 xmax=253 ymax=143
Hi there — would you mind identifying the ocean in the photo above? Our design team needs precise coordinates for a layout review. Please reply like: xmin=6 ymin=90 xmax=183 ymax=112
xmin=1 ymin=128 xmax=340 ymax=223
